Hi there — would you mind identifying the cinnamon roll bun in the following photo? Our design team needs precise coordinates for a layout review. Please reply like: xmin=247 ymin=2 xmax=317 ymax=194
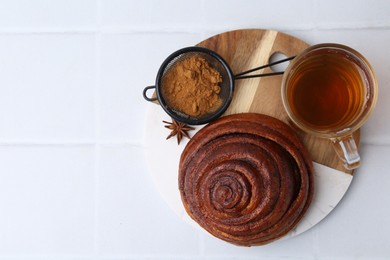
xmin=179 ymin=113 xmax=314 ymax=246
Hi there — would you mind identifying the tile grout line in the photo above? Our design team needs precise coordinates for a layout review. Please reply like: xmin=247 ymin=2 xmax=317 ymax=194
xmin=1 ymin=25 xmax=390 ymax=36
xmin=93 ymin=0 xmax=103 ymax=256
xmin=0 ymin=140 xmax=145 ymax=147
xmin=93 ymin=144 xmax=101 ymax=257
xmin=0 ymin=28 xmax=97 ymax=34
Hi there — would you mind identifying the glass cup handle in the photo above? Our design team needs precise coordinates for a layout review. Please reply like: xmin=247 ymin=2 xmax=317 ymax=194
xmin=331 ymin=135 xmax=361 ymax=170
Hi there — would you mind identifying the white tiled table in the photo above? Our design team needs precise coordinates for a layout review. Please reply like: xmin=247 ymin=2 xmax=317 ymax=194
xmin=0 ymin=1 xmax=389 ymax=259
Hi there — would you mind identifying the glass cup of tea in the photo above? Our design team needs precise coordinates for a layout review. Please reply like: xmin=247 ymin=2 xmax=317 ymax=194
xmin=281 ymin=43 xmax=378 ymax=170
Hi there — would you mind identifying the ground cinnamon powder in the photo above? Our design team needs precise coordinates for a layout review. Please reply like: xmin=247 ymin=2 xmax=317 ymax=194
xmin=161 ymin=55 xmax=223 ymax=118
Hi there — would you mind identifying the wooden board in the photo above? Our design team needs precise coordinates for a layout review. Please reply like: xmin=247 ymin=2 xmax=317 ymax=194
xmin=196 ymin=29 xmax=359 ymax=174
xmin=144 ymin=29 xmax=356 ymax=239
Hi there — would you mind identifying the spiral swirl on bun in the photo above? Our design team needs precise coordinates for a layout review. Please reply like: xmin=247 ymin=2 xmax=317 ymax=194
xmin=179 ymin=113 xmax=314 ymax=246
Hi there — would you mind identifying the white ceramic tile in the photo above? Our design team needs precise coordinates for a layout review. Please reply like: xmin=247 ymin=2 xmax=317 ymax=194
xmin=316 ymin=144 xmax=390 ymax=258
xmin=100 ymin=0 xmax=204 ymax=31
xmin=0 ymin=0 xmax=388 ymax=259
xmin=0 ymin=0 xmax=97 ymax=30
xmin=101 ymin=0 xmax=318 ymax=32
xmin=202 ymin=0 xmax=316 ymax=31
xmin=315 ymin=0 xmax=390 ymax=28
xmin=0 ymin=145 xmax=95 ymax=255
xmin=98 ymin=32 xmax=203 ymax=142
xmin=148 ymin=0 xmax=204 ymax=30
xmin=97 ymin=145 xmax=201 ymax=256
xmin=0 ymin=34 xmax=96 ymax=142
xmin=100 ymin=0 xmax=152 ymax=29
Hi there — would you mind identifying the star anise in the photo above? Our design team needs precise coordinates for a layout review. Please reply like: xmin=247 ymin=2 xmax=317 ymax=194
xmin=163 ymin=118 xmax=195 ymax=145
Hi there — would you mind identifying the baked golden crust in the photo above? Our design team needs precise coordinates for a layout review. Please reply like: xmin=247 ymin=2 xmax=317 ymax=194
xmin=179 ymin=113 xmax=314 ymax=246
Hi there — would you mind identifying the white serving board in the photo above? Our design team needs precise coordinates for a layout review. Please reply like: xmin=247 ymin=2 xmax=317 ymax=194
xmin=143 ymin=104 xmax=353 ymax=241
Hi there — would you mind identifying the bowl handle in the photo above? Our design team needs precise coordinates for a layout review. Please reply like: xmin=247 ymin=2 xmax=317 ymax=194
xmin=143 ymin=86 xmax=158 ymax=102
